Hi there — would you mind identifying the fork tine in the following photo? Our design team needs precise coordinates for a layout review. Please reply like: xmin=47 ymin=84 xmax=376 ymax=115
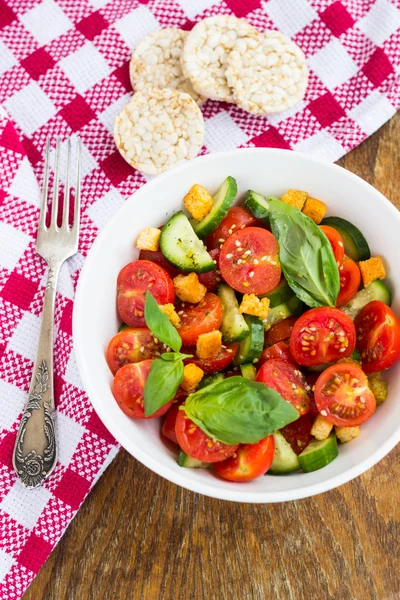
xmin=62 ymin=137 xmax=71 ymax=230
xmin=50 ymin=137 xmax=61 ymax=229
xmin=39 ymin=137 xmax=50 ymax=230
xmin=72 ymin=137 xmax=82 ymax=234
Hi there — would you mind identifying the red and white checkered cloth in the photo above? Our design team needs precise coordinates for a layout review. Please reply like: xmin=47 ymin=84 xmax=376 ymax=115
xmin=0 ymin=0 xmax=399 ymax=597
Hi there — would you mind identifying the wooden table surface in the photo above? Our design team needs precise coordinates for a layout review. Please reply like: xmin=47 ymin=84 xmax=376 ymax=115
xmin=24 ymin=114 xmax=400 ymax=600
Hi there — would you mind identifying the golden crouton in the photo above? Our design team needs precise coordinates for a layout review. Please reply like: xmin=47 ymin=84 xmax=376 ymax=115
xmin=239 ymin=294 xmax=270 ymax=320
xmin=135 ymin=227 xmax=161 ymax=251
xmin=281 ymin=189 xmax=308 ymax=211
xmin=358 ymin=256 xmax=386 ymax=287
xmin=183 ymin=184 xmax=213 ymax=221
xmin=335 ymin=426 xmax=360 ymax=444
xmin=367 ymin=373 xmax=387 ymax=405
xmin=181 ymin=363 xmax=204 ymax=392
xmin=159 ymin=303 xmax=181 ymax=327
xmin=196 ymin=330 xmax=222 ymax=360
xmin=173 ymin=273 xmax=207 ymax=304
xmin=302 ymin=197 xmax=327 ymax=224
xmin=311 ymin=415 xmax=333 ymax=441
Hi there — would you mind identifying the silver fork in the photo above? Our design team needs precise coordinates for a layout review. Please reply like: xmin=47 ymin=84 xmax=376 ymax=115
xmin=13 ymin=136 xmax=82 ymax=489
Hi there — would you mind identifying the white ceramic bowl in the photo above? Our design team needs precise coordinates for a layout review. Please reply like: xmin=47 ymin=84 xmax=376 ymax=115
xmin=74 ymin=148 xmax=400 ymax=503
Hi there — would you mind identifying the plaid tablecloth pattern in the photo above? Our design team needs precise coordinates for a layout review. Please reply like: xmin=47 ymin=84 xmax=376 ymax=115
xmin=0 ymin=0 xmax=399 ymax=597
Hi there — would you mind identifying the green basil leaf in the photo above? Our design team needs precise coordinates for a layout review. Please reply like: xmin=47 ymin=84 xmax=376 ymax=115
xmin=182 ymin=376 xmax=299 ymax=445
xmin=161 ymin=352 xmax=193 ymax=361
xmin=144 ymin=292 xmax=182 ymax=352
xmin=144 ymin=358 xmax=183 ymax=417
xmin=268 ymin=198 xmax=340 ymax=307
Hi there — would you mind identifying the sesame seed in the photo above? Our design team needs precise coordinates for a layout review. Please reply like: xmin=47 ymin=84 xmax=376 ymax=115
xmin=339 ymin=347 xmax=347 ymax=352
xmin=228 ymin=229 xmax=233 ymax=235
xmin=239 ymin=355 xmax=244 ymax=360
xmin=338 ymin=241 xmax=343 ymax=247
xmin=249 ymin=271 xmax=255 ymax=278
xmin=261 ymin=255 xmax=268 ymax=261
xmin=321 ymin=410 xmax=327 ymax=416
xmin=178 ymin=310 xmax=184 ymax=315
xmin=360 ymin=397 xmax=366 ymax=404
xmin=235 ymin=240 xmax=241 ymax=247
xmin=243 ymin=250 xmax=251 ymax=255
xmin=218 ymin=238 xmax=225 ymax=243
xmin=231 ymin=224 xmax=236 ymax=229
xmin=253 ymin=358 xmax=259 ymax=363
xmin=226 ymin=253 xmax=233 ymax=259
xmin=140 ymin=346 xmax=145 ymax=353
xmin=237 ymin=259 xmax=243 ymax=265
xmin=213 ymin=259 xmax=217 ymax=264
xmin=253 ymin=259 xmax=259 ymax=265
xmin=270 ymin=260 xmax=277 ymax=265
xmin=154 ymin=337 xmax=158 ymax=343
xmin=237 ymin=247 xmax=243 ymax=252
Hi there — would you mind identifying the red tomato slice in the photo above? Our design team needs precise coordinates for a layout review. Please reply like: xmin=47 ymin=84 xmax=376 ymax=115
xmin=314 ymin=363 xmax=376 ymax=426
xmin=319 ymin=225 xmax=345 ymax=267
xmin=106 ymin=328 xmax=162 ymax=375
xmin=355 ymin=300 xmax=400 ymax=373
xmin=198 ymin=248 xmax=221 ymax=293
xmin=264 ymin=316 xmax=298 ymax=346
xmin=161 ymin=403 xmax=180 ymax=444
xmin=290 ymin=307 xmax=356 ymax=367
xmin=259 ymin=341 xmax=296 ymax=367
xmin=280 ymin=413 xmax=313 ymax=455
xmin=206 ymin=206 xmax=262 ymax=250
xmin=117 ymin=260 xmax=175 ymax=327
xmin=337 ymin=257 xmax=361 ymax=307
xmin=112 ymin=360 xmax=173 ymax=419
xmin=256 ymin=358 xmax=311 ymax=415
xmin=175 ymin=410 xmax=238 ymax=463
xmin=214 ymin=436 xmax=275 ymax=482
xmin=219 ymin=227 xmax=281 ymax=295
xmin=138 ymin=249 xmax=180 ymax=278
xmin=184 ymin=344 xmax=238 ymax=373
xmin=176 ymin=292 xmax=223 ymax=346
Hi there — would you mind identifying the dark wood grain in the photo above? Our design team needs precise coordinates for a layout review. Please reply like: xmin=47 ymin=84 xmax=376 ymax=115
xmin=24 ymin=114 xmax=400 ymax=600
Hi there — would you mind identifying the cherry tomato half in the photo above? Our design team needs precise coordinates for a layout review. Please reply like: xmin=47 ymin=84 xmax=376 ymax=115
xmin=206 ymin=206 xmax=262 ymax=250
xmin=256 ymin=358 xmax=311 ymax=415
xmin=184 ymin=344 xmax=238 ymax=373
xmin=259 ymin=341 xmax=296 ymax=367
xmin=355 ymin=300 xmax=400 ymax=373
xmin=161 ymin=403 xmax=180 ymax=444
xmin=175 ymin=410 xmax=238 ymax=463
xmin=112 ymin=360 xmax=173 ymax=419
xmin=219 ymin=227 xmax=281 ymax=295
xmin=264 ymin=316 xmax=298 ymax=346
xmin=314 ymin=362 xmax=376 ymax=426
xmin=337 ymin=257 xmax=361 ymax=307
xmin=290 ymin=307 xmax=356 ymax=367
xmin=176 ymin=292 xmax=223 ymax=346
xmin=198 ymin=248 xmax=221 ymax=293
xmin=138 ymin=249 xmax=180 ymax=278
xmin=214 ymin=436 xmax=275 ymax=482
xmin=319 ymin=225 xmax=345 ymax=268
xmin=280 ymin=413 xmax=313 ymax=455
xmin=117 ymin=260 xmax=175 ymax=327
xmin=106 ymin=328 xmax=162 ymax=375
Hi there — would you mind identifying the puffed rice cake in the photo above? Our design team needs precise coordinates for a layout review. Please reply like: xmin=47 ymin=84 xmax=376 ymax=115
xmin=129 ymin=28 xmax=204 ymax=105
xmin=226 ymin=30 xmax=308 ymax=115
xmin=114 ymin=88 xmax=204 ymax=175
xmin=181 ymin=15 xmax=257 ymax=103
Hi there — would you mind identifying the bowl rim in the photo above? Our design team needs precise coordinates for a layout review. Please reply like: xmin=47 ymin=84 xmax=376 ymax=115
xmin=73 ymin=148 xmax=400 ymax=503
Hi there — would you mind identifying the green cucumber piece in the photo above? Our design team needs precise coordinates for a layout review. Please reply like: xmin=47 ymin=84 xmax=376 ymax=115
xmin=263 ymin=295 xmax=304 ymax=331
xmin=341 ymin=279 xmax=392 ymax=320
xmin=218 ymin=283 xmax=250 ymax=343
xmin=268 ymin=432 xmax=300 ymax=475
xmin=160 ymin=211 xmax=215 ymax=273
xmin=263 ymin=278 xmax=292 ymax=308
xmin=351 ymin=348 xmax=361 ymax=363
xmin=233 ymin=315 xmax=264 ymax=366
xmin=192 ymin=176 xmax=237 ymax=238
xmin=298 ymin=432 xmax=338 ymax=473
xmin=118 ymin=323 xmax=130 ymax=332
xmin=177 ymin=450 xmax=210 ymax=469
xmin=240 ymin=363 xmax=257 ymax=380
xmin=198 ymin=373 xmax=224 ymax=390
xmin=244 ymin=191 xmax=277 ymax=222
xmin=321 ymin=216 xmax=370 ymax=262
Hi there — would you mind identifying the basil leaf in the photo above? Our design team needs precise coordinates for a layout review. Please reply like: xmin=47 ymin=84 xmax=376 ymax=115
xmin=161 ymin=352 xmax=193 ymax=361
xmin=182 ymin=376 xmax=299 ymax=445
xmin=144 ymin=358 xmax=183 ymax=416
xmin=268 ymin=198 xmax=340 ymax=308
xmin=144 ymin=292 xmax=182 ymax=352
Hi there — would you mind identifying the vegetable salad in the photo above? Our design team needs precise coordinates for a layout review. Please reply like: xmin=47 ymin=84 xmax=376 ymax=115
xmin=106 ymin=177 xmax=400 ymax=482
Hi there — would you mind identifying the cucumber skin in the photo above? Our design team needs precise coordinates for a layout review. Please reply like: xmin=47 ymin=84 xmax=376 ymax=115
xmin=263 ymin=278 xmax=292 ymax=308
xmin=263 ymin=295 xmax=304 ymax=330
xmin=177 ymin=450 xmax=209 ymax=469
xmin=218 ymin=284 xmax=250 ymax=343
xmin=198 ymin=373 xmax=224 ymax=390
xmin=321 ymin=216 xmax=370 ymax=262
xmin=240 ymin=363 xmax=257 ymax=380
xmin=118 ymin=323 xmax=130 ymax=332
xmin=192 ymin=176 xmax=237 ymax=239
xmin=298 ymin=433 xmax=338 ymax=473
xmin=244 ymin=190 xmax=274 ymax=221
xmin=268 ymin=432 xmax=300 ymax=475
xmin=341 ymin=280 xmax=392 ymax=320
xmin=233 ymin=315 xmax=264 ymax=366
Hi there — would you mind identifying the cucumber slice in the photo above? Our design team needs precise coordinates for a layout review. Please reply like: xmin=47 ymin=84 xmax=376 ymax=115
xmin=192 ymin=176 xmax=237 ymax=238
xmin=233 ymin=315 xmax=264 ymax=366
xmin=298 ymin=432 xmax=338 ymax=473
xmin=160 ymin=211 xmax=215 ymax=273
xmin=218 ymin=283 xmax=250 ymax=343
xmin=198 ymin=373 xmax=224 ymax=390
xmin=240 ymin=363 xmax=257 ymax=380
xmin=263 ymin=295 xmax=304 ymax=331
xmin=351 ymin=348 xmax=361 ymax=363
xmin=263 ymin=278 xmax=292 ymax=308
xmin=244 ymin=191 xmax=277 ymax=221
xmin=341 ymin=279 xmax=392 ymax=320
xmin=268 ymin=432 xmax=300 ymax=475
xmin=118 ymin=323 xmax=130 ymax=332
xmin=321 ymin=216 xmax=370 ymax=262
xmin=177 ymin=450 xmax=210 ymax=469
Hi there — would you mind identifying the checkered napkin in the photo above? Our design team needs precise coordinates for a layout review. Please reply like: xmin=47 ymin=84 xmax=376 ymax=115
xmin=0 ymin=0 xmax=399 ymax=597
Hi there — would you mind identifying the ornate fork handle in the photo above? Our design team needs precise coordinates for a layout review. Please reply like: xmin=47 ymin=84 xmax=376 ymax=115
xmin=13 ymin=258 xmax=61 ymax=488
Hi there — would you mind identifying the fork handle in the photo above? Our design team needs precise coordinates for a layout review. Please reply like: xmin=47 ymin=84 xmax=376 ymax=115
xmin=13 ymin=258 xmax=61 ymax=488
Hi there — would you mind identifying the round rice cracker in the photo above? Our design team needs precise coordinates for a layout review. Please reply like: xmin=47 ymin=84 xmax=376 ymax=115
xmin=226 ymin=31 xmax=308 ymax=115
xmin=181 ymin=15 xmax=257 ymax=103
xmin=129 ymin=28 xmax=205 ymax=105
xmin=114 ymin=88 xmax=205 ymax=175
